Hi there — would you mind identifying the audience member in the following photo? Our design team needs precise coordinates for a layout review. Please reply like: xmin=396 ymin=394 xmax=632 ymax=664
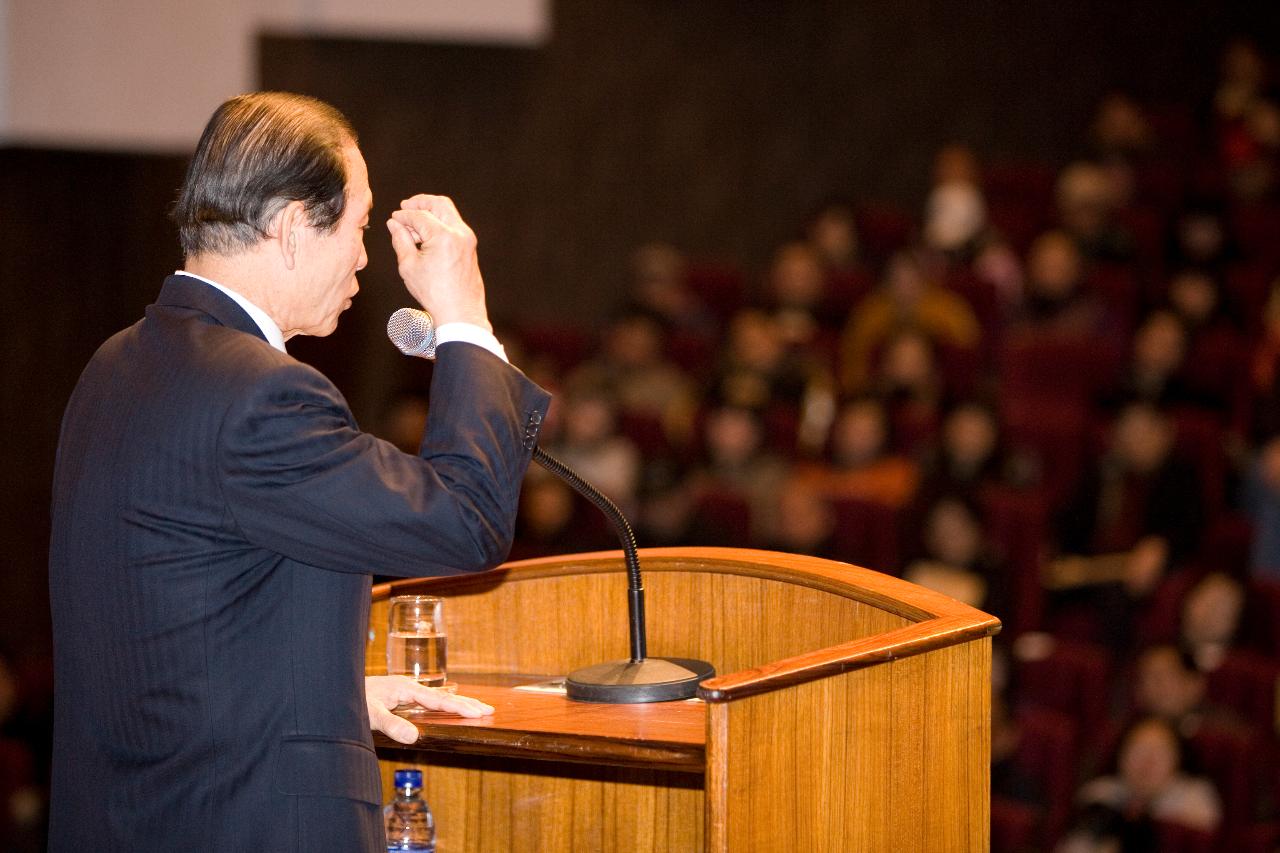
xmin=1075 ymin=716 xmax=1221 ymax=837
xmin=1165 ymin=204 xmax=1236 ymax=275
xmin=1213 ymin=39 xmax=1270 ymax=126
xmin=1179 ymin=572 xmax=1245 ymax=672
xmin=765 ymin=473 xmax=839 ymax=560
xmin=870 ymin=329 xmax=945 ymax=456
xmin=509 ymin=471 xmax=615 ymax=560
xmin=763 ymin=240 xmax=842 ymax=347
xmin=917 ymin=399 xmax=1036 ymax=501
xmin=903 ymin=494 xmax=1008 ymax=619
xmin=1132 ymin=644 xmax=1242 ymax=737
xmin=923 ymin=180 xmax=988 ymax=260
xmin=567 ymin=311 xmax=699 ymax=449
xmin=838 ymin=249 xmax=980 ymax=393
xmin=1056 ymin=403 xmax=1204 ymax=592
xmin=0 ymin=652 xmax=41 ymax=847
xmin=1090 ymin=93 xmax=1155 ymax=165
xmin=805 ymin=198 xmax=862 ymax=272
xmin=545 ymin=382 xmax=641 ymax=516
xmin=1055 ymin=161 xmax=1136 ymax=264
xmin=1223 ymin=96 xmax=1280 ymax=202
xmin=1095 ymin=310 xmax=1199 ymax=413
xmin=376 ymin=390 xmax=431 ymax=455
xmin=1013 ymin=230 xmax=1107 ymax=339
xmin=684 ymin=404 xmax=789 ymax=544
xmin=1248 ymin=279 xmax=1280 ymax=440
xmin=710 ymin=308 xmax=825 ymax=411
xmin=991 ymin=692 xmax=1046 ymax=807
xmin=625 ymin=241 xmax=717 ymax=339
xmin=1245 ymin=434 xmax=1280 ymax=576
xmin=795 ymin=396 xmax=917 ymax=509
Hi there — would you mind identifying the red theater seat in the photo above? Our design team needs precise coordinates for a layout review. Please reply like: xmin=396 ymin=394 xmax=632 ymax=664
xmin=1015 ymin=707 xmax=1079 ymax=844
xmin=855 ymin=203 xmax=916 ymax=265
xmin=990 ymin=796 xmax=1042 ymax=853
xmin=828 ymin=497 xmax=901 ymax=574
xmin=1013 ymin=639 xmax=1112 ymax=741
xmin=980 ymin=485 xmax=1048 ymax=637
xmin=1205 ymin=650 xmax=1279 ymax=737
xmin=1153 ymin=821 xmax=1217 ymax=853
xmin=1187 ymin=722 xmax=1265 ymax=831
xmin=689 ymin=487 xmax=752 ymax=547
xmin=999 ymin=397 xmax=1090 ymax=510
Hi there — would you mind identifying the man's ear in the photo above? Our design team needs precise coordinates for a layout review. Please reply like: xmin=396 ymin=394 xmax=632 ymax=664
xmin=271 ymin=201 xmax=309 ymax=271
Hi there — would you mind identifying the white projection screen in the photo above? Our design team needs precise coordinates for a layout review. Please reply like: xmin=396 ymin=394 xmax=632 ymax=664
xmin=0 ymin=0 xmax=550 ymax=150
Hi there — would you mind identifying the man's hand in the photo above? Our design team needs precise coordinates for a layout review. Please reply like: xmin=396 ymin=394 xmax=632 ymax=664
xmin=386 ymin=194 xmax=492 ymax=331
xmin=365 ymin=675 xmax=495 ymax=745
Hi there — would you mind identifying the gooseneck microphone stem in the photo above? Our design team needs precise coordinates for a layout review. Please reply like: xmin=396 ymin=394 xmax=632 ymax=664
xmin=532 ymin=446 xmax=647 ymax=663
xmin=530 ymin=445 xmax=714 ymax=703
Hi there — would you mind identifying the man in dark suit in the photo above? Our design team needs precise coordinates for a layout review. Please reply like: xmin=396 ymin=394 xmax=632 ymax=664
xmin=47 ymin=92 xmax=550 ymax=851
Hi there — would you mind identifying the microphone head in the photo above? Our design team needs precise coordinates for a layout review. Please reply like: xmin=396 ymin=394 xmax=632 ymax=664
xmin=387 ymin=307 xmax=437 ymax=359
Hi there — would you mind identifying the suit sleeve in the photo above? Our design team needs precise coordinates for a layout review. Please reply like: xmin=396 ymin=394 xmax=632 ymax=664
xmin=219 ymin=342 xmax=551 ymax=576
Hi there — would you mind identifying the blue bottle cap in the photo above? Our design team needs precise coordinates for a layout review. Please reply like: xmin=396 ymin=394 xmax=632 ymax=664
xmin=394 ymin=769 xmax=423 ymax=789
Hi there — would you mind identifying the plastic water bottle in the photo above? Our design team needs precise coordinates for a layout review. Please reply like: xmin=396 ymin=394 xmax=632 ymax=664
xmin=385 ymin=768 xmax=436 ymax=852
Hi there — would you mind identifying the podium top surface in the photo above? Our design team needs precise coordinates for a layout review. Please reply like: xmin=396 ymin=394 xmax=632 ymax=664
xmin=373 ymin=675 xmax=705 ymax=773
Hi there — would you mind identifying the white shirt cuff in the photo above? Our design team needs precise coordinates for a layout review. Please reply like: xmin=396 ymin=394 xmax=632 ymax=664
xmin=434 ymin=322 xmax=508 ymax=363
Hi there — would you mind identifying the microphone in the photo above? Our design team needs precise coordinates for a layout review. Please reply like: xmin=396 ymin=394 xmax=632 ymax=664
xmin=528 ymin=446 xmax=714 ymax=703
xmin=386 ymin=313 xmax=715 ymax=702
xmin=387 ymin=307 xmax=436 ymax=359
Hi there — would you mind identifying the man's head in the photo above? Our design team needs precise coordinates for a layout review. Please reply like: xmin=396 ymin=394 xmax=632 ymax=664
xmin=173 ymin=92 xmax=372 ymax=338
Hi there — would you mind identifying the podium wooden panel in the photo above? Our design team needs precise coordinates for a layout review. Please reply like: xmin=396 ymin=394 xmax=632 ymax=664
xmin=367 ymin=547 xmax=999 ymax=852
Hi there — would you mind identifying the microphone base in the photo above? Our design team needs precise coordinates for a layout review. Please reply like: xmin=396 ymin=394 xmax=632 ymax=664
xmin=566 ymin=657 xmax=716 ymax=704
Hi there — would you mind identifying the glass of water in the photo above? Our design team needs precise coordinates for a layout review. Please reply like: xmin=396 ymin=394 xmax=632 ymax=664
xmin=387 ymin=595 xmax=448 ymax=687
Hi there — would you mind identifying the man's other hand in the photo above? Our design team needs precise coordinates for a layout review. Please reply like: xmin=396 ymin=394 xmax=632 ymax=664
xmin=386 ymin=194 xmax=492 ymax=332
xmin=365 ymin=674 xmax=495 ymax=745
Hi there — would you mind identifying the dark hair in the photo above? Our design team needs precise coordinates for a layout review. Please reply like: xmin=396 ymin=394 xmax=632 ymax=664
xmin=172 ymin=91 xmax=357 ymax=257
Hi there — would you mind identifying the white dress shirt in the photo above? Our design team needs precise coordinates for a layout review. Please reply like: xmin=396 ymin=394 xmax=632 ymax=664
xmin=175 ymin=270 xmax=507 ymax=362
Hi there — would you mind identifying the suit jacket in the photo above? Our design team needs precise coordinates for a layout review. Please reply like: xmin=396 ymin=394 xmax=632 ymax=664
xmin=48 ymin=274 xmax=550 ymax=852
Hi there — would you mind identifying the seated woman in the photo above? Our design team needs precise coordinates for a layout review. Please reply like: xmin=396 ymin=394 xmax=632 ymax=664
xmin=794 ymin=396 xmax=918 ymax=509
xmin=901 ymin=494 xmax=1008 ymax=620
xmin=1074 ymin=716 xmax=1221 ymax=842
xmin=916 ymin=399 xmax=1038 ymax=502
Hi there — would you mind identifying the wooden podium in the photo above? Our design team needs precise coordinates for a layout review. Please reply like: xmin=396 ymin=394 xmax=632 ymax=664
xmin=367 ymin=547 xmax=1000 ymax=852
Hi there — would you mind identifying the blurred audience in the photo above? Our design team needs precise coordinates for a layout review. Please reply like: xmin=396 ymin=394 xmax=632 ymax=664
xmin=365 ymin=37 xmax=1280 ymax=851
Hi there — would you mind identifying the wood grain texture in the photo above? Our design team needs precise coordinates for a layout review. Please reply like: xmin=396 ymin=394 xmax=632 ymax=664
xmin=716 ymin=639 xmax=993 ymax=852
xmin=369 ymin=548 xmax=996 ymax=852
xmin=369 ymin=548 xmax=1000 ymax=698
xmin=377 ymin=754 xmax=704 ymax=853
